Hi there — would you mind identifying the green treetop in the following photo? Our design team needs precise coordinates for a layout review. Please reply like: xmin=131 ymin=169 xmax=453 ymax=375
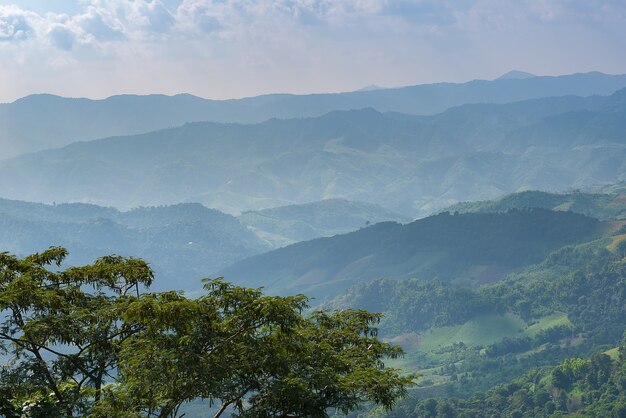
xmin=0 ymin=248 xmax=414 ymax=417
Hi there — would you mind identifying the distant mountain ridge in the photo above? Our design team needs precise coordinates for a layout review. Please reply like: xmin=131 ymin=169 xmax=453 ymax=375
xmin=1 ymin=88 xmax=626 ymax=216
xmin=497 ymin=70 xmax=536 ymax=80
xmin=2 ymin=71 xmax=626 ymax=158
xmin=238 ymin=199 xmax=410 ymax=248
xmin=0 ymin=196 xmax=413 ymax=290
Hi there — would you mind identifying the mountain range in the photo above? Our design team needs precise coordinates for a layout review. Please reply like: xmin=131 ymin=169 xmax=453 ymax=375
xmin=0 ymin=197 xmax=406 ymax=291
xmin=2 ymin=70 xmax=626 ymax=417
xmin=1 ymin=87 xmax=625 ymax=215
xmin=2 ymin=71 xmax=626 ymax=158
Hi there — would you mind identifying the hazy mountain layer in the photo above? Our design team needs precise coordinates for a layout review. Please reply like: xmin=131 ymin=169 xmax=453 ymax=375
xmin=217 ymin=209 xmax=602 ymax=300
xmin=238 ymin=199 xmax=410 ymax=248
xmin=0 ymin=198 xmax=269 ymax=291
xmin=1 ymin=88 xmax=625 ymax=216
xmin=443 ymin=190 xmax=626 ymax=220
xmin=0 ymin=197 xmax=411 ymax=290
xmin=2 ymin=71 xmax=626 ymax=158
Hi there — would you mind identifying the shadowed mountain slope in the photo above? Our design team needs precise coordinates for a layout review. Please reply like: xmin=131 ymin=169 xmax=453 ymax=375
xmin=217 ymin=209 xmax=602 ymax=299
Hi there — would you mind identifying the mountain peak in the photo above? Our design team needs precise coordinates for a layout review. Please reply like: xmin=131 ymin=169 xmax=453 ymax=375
xmin=358 ymin=85 xmax=385 ymax=92
xmin=497 ymin=70 xmax=536 ymax=80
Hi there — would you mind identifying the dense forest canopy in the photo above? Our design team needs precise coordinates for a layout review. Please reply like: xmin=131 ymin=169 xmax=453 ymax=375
xmin=365 ymin=336 xmax=626 ymax=418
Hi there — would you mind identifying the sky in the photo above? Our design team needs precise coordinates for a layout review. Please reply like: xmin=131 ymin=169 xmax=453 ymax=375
xmin=0 ymin=0 xmax=625 ymax=102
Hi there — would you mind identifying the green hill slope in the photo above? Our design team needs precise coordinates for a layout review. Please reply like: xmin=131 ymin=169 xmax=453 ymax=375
xmin=444 ymin=190 xmax=626 ymax=220
xmin=378 ymin=339 xmax=626 ymax=418
xmin=218 ymin=209 xmax=602 ymax=299
xmin=327 ymin=220 xmax=626 ymax=404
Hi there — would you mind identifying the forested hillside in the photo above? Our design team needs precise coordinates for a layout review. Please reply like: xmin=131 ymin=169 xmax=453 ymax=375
xmin=365 ymin=339 xmax=626 ymax=417
xmin=324 ymin=207 xmax=626 ymax=414
xmin=445 ymin=190 xmax=626 ymax=220
xmin=0 ymin=199 xmax=269 ymax=291
xmin=219 ymin=209 xmax=602 ymax=299
xmin=330 ymin=231 xmax=625 ymax=339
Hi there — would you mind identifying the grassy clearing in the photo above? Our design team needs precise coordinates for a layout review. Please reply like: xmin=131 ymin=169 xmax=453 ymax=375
xmin=386 ymin=311 xmax=576 ymax=387
xmin=603 ymin=347 xmax=620 ymax=360
xmin=418 ymin=314 xmax=526 ymax=352
xmin=607 ymin=233 xmax=626 ymax=252
xmin=402 ymin=312 xmax=570 ymax=355
xmin=525 ymin=312 xmax=571 ymax=337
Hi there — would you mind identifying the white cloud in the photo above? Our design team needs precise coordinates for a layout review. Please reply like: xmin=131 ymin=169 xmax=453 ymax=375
xmin=46 ymin=24 xmax=76 ymax=50
xmin=0 ymin=0 xmax=625 ymax=102
xmin=0 ymin=5 xmax=37 ymax=41
xmin=1 ymin=1 xmax=176 ymax=50
xmin=4 ymin=0 xmax=620 ymax=51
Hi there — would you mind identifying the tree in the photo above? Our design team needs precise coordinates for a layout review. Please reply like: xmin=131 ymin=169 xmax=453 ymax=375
xmin=0 ymin=248 xmax=414 ymax=417
xmin=0 ymin=247 xmax=153 ymax=417
xmin=104 ymin=281 xmax=413 ymax=417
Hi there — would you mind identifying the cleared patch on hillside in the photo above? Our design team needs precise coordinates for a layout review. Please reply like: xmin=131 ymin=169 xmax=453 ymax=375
xmin=525 ymin=312 xmax=571 ymax=337
xmin=612 ymin=194 xmax=626 ymax=204
xmin=607 ymin=233 xmax=626 ymax=252
xmin=603 ymin=347 xmax=620 ymax=360
xmin=417 ymin=314 xmax=526 ymax=352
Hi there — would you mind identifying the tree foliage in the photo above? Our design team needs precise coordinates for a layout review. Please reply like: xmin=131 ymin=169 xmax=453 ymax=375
xmin=0 ymin=247 xmax=153 ymax=417
xmin=0 ymin=248 xmax=413 ymax=417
